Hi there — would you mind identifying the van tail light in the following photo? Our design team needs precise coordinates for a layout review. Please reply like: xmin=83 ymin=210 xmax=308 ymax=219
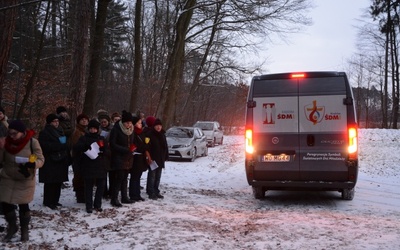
xmin=348 ymin=127 xmax=358 ymax=160
xmin=245 ymin=129 xmax=254 ymax=154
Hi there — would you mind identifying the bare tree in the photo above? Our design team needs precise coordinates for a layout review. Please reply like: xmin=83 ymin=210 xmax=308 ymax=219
xmin=83 ymin=0 xmax=111 ymax=116
xmin=0 ymin=0 xmax=18 ymax=104
xmin=69 ymin=0 xmax=91 ymax=118
xmin=129 ymin=0 xmax=142 ymax=112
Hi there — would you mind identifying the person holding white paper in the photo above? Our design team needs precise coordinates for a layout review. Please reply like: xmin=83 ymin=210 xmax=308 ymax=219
xmin=73 ymin=119 xmax=107 ymax=213
xmin=145 ymin=118 xmax=168 ymax=200
xmin=0 ymin=120 xmax=44 ymax=242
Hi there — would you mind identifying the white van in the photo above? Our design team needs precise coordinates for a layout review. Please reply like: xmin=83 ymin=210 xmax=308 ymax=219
xmin=245 ymin=72 xmax=358 ymax=200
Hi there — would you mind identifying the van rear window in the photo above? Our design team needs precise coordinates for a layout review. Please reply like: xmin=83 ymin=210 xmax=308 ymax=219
xmin=252 ymin=76 xmax=347 ymax=97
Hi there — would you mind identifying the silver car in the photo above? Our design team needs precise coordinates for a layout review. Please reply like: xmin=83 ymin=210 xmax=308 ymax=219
xmin=193 ymin=121 xmax=224 ymax=147
xmin=166 ymin=126 xmax=208 ymax=162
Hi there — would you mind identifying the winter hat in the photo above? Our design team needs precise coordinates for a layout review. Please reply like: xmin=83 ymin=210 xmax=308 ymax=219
xmin=145 ymin=116 xmax=156 ymax=127
xmin=76 ymin=113 xmax=89 ymax=123
xmin=88 ymin=119 xmax=100 ymax=130
xmin=46 ymin=114 xmax=59 ymax=124
xmin=8 ymin=120 xmax=26 ymax=133
xmin=0 ymin=106 xmax=5 ymax=114
xmin=132 ymin=115 xmax=141 ymax=125
xmin=111 ymin=112 xmax=121 ymax=120
xmin=97 ymin=109 xmax=109 ymax=118
xmin=153 ymin=118 xmax=162 ymax=126
xmin=121 ymin=110 xmax=134 ymax=123
xmin=56 ymin=106 xmax=67 ymax=114
xmin=98 ymin=113 xmax=111 ymax=122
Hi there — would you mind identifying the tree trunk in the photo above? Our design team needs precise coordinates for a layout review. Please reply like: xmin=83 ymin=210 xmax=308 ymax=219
xmin=0 ymin=0 xmax=18 ymax=104
xmin=68 ymin=0 xmax=91 ymax=119
xmin=129 ymin=0 xmax=142 ymax=112
xmin=17 ymin=1 xmax=51 ymax=119
xmin=157 ymin=0 xmax=196 ymax=128
xmin=83 ymin=0 xmax=111 ymax=116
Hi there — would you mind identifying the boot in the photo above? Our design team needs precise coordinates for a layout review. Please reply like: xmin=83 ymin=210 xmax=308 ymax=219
xmin=19 ymin=211 xmax=31 ymax=242
xmin=3 ymin=210 xmax=17 ymax=242
xmin=121 ymin=183 xmax=134 ymax=204
xmin=110 ymin=184 xmax=122 ymax=207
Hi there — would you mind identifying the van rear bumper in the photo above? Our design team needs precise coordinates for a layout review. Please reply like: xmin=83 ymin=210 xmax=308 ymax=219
xmin=249 ymin=180 xmax=356 ymax=190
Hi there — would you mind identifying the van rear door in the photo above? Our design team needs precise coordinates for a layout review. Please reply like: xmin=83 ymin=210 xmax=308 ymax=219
xmin=298 ymin=75 xmax=349 ymax=181
xmin=251 ymin=77 xmax=300 ymax=181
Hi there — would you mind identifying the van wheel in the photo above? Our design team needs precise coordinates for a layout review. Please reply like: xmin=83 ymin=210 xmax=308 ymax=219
xmin=210 ymin=139 xmax=215 ymax=147
xmin=341 ymin=188 xmax=355 ymax=200
xmin=252 ymin=186 xmax=265 ymax=199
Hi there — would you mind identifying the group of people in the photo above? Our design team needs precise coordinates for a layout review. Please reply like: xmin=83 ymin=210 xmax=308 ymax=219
xmin=0 ymin=106 xmax=168 ymax=242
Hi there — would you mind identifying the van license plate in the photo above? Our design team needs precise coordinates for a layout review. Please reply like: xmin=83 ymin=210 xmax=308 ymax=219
xmin=263 ymin=155 xmax=290 ymax=162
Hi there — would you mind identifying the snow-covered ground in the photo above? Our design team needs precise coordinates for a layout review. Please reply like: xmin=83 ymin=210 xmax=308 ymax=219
xmin=1 ymin=129 xmax=400 ymax=249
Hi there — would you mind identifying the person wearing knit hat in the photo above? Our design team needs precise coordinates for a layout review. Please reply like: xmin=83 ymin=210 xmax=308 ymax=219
xmin=70 ymin=113 xmax=90 ymax=204
xmin=87 ymin=119 xmax=100 ymax=131
xmin=110 ymin=112 xmax=121 ymax=125
xmin=46 ymin=114 xmax=59 ymax=124
xmin=55 ymin=106 xmax=73 ymax=144
xmin=8 ymin=120 xmax=27 ymax=133
xmin=145 ymin=116 xmax=156 ymax=128
xmin=121 ymin=110 xmax=134 ymax=123
xmin=153 ymin=118 xmax=162 ymax=127
xmin=73 ymin=119 xmax=107 ymax=213
xmin=108 ymin=110 xmax=135 ymax=206
xmin=1 ymin=118 xmax=44 ymax=242
xmin=145 ymin=116 xmax=168 ymax=200
xmin=76 ymin=114 xmax=89 ymax=124
xmin=56 ymin=106 xmax=67 ymax=115
xmin=38 ymin=111 xmax=70 ymax=211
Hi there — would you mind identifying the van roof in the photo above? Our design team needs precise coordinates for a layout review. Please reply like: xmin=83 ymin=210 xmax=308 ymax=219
xmin=252 ymin=71 xmax=346 ymax=81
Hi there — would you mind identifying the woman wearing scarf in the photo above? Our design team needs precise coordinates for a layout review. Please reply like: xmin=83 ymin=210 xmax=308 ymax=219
xmin=129 ymin=116 xmax=150 ymax=201
xmin=108 ymin=110 xmax=135 ymax=207
xmin=0 ymin=120 xmax=44 ymax=242
xmin=38 ymin=114 xmax=70 ymax=210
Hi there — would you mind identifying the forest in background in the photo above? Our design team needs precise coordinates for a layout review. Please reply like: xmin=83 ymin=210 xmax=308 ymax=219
xmin=0 ymin=0 xmax=399 ymax=132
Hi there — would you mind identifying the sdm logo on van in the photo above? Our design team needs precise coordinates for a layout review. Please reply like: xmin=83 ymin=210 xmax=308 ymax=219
xmin=304 ymin=100 xmax=325 ymax=125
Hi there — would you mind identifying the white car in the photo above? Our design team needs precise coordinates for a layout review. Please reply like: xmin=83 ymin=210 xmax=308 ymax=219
xmin=193 ymin=121 xmax=223 ymax=147
xmin=166 ymin=126 xmax=208 ymax=162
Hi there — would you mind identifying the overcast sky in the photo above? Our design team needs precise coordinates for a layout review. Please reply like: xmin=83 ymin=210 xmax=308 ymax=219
xmin=263 ymin=0 xmax=371 ymax=74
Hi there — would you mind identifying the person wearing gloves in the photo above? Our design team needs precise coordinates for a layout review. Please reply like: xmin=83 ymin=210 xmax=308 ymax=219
xmin=129 ymin=115 xmax=150 ymax=201
xmin=108 ymin=110 xmax=135 ymax=207
xmin=0 ymin=120 xmax=44 ymax=242
xmin=38 ymin=114 xmax=70 ymax=210
xmin=73 ymin=119 xmax=107 ymax=213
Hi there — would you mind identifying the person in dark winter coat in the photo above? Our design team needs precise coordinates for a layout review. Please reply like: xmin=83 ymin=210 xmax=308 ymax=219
xmin=70 ymin=113 xmax=89 ymax=203
xmin=129 ymin=116 xmax=150 ymax=201
xmin=98 ymin=113 xmax=113 ymax=199
xmin=73 ymin=119 xmax=107 ymax=213
xmin=108 ymin=110 xmax=135 ymax=207
xmin=38 ymin=114 xmax=70 ymax=210
xmin=56 ymin=106 xmax=73 ymax=146
xmin=145 ymin=118 xmax=168 ymax=200
xmin=0 ymin=120 xmax=44 ymax=242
